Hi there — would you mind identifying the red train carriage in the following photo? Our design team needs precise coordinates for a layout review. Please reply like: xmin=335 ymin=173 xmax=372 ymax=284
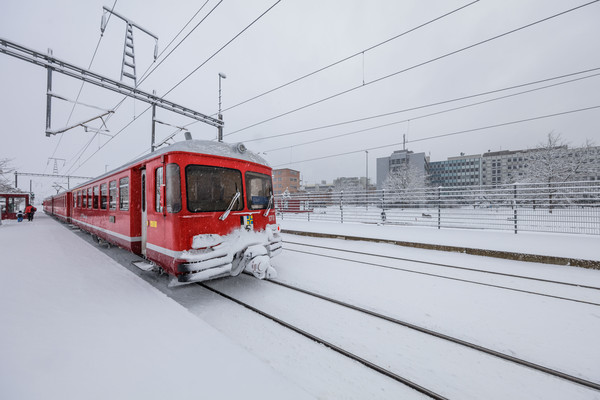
xmin=44 ymin=140 xmax=282 ymax=284
xmin=43 ymin=191 xmax=71 ymax=223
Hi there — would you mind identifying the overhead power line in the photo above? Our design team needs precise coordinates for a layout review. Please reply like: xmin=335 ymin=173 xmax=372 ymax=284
xmin=260 ymin=68 xmax=600 ymax=152
xmin=48 ymin=0 xmax=119 ymax=173
xmin=221 ymin=0 xmax=480 ymax=114
xmin=136 ymin=0 xmax=221 ymax=87
xmin=227 ymin=0 xmax=600 ymax=137
xmin=162 ymin=0 xmax=283 ymax=99
xmin=272 ymin=104 xmax=600 ymax=168
xmin=67 ymin=1 xmax=283 ymax=174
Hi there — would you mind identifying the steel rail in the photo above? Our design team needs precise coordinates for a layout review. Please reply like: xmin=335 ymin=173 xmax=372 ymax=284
xmin=261 ymin=277 xmax=600 ymax=392
xmin=283 ymin=247 xmax=600 ymax=307
xmin=199 ymin=282 xmax=449 ymax=400
xmin=284 ymin=240 xmax=600 ymax=291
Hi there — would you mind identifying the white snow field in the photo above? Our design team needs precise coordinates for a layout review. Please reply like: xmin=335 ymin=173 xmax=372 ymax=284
xmin=0 ymin=213 xmax=313 ymax=400
xmin=2 ymin=212 xmax=600 ymax=399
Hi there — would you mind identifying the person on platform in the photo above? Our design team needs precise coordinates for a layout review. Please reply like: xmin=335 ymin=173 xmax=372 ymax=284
xmin=17 ymin=209 xmax=24 ymax=222
xmin=25 ymin=204 xmax=37 ymax=221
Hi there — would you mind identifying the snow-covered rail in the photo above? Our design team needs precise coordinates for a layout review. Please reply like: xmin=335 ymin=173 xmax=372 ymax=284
xmin=199 ymin=281 xmax=449 ymax=400
xmin=283 ymin=240 xmax=600 ymax=306
xmin=200 ymin=276 xmax=600 ymax=395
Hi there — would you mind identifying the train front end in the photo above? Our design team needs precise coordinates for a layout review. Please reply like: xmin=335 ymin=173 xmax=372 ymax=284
xmin=145 ymin=140 xmax=282 ymax=284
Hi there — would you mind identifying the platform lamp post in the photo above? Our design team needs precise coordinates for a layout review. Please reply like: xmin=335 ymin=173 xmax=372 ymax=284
xmin=365 ymin=150 xmax=369 ymax=210
xmin=217 ymin=72 xmax=227 ymax=142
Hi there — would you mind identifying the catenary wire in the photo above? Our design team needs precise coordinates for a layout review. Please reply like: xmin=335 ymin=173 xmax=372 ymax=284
xmin=225 ymin=0 xmax=600 ymax=137
xmin=136 ymin=0 xmax=221 ymax=87
xmin=161 ymin=0 xmax=283 ymax=99
xmin=48 ymin=0 xmax=119 ymax=174
xmin=68 ymin=1 xmax=283 ymax=174
xmin=244 ymin=67 xmax=600 ymax=145
xmin=220 ymin=0 xmax=480 ymax=114
xmin=272 ymin=104 xmax=600 ymax=168
xmin=263 ymin=71 xmax=600 ymax=153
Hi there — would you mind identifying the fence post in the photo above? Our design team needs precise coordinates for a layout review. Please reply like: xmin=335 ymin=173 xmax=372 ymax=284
xmin=513 ymin=184 xmax=518 ymax=234
xmin=437 ymin=187 xmax=441 ymax=229
xmin=340 ymin=190 xmax=344 ymax=223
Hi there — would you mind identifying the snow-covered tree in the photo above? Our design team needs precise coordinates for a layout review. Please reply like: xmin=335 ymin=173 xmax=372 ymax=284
xmin=0 ymin=158 xmax=16 ymax=193
xmin=520 ymin=132 xmax=598 ymax=184
xmin=384 ymin=162 xmax=426 ymax=191
xmin=383 ymin=162 xmax=427 ymax=208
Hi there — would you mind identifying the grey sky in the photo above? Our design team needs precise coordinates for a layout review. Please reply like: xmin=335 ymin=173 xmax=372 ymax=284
xmin=1 ymin=0 xmax=599 ymax=198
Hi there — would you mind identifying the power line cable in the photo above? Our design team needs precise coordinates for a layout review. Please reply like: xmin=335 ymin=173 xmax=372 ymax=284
xmin=272 ymin=104 xmax=600 ymax=167
xmin=64 ymin=1 xmax=222 ymax=174
xmin=136 ymin=0 xmax=221 ymax=87
xmin=68 ymin=1 xmax=283 ymax=174
xmin=220 ymin=0 xmax=480 ymax=114
xmin=227 ymin=0 xmax=600 ymax=137
xmin=262 ymin=69 xmax=600 ymax=152
xmin=48 ymin=0 xmax=119 ymax=173
xmin=162 ymin=0 xmax=283 ymax=99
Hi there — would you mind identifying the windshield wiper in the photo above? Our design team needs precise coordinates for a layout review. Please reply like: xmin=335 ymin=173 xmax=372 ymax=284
xmin=219 ymin=192 xmax=240 ymax=221
xmin=263 ymin=194 xmax=274 ymax=217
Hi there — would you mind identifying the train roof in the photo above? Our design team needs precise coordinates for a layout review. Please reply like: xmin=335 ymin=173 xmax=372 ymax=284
xmin=70 ymin=140 xmax=269 ymax=191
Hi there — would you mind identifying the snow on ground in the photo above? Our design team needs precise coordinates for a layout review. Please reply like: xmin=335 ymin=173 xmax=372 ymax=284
xmin=0 ymin=214 xmax=313 ymax=400
xmin=279 ymin=219 xmax=600 ymax=261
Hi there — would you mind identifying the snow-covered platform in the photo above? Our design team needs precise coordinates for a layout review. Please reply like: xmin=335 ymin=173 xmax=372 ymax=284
xmin=0 ymin=213 xmax=313 ymax=400
xmin=280 ymin=220 xmax=600 ymax=267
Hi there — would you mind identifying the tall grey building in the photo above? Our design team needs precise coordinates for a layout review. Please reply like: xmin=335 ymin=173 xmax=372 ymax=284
xmin=376 ymin=149 xmax=428 ymax=189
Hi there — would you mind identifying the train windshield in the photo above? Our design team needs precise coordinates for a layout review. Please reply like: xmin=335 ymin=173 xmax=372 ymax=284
xmin=246 ymin=172 xmax=273 ymax=210
xmin=186 ymin=165 xmax=244 ymax=212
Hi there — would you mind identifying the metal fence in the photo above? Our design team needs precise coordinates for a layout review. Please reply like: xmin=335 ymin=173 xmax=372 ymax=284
xmin=275 ymin=181 xmax=600 ymax=235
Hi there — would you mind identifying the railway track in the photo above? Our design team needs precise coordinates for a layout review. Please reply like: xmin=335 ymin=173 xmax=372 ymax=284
xmin=200 ymin=276 xmax=600 ymax=397
xmin=283 ymin=240 xmax=600 ymax=307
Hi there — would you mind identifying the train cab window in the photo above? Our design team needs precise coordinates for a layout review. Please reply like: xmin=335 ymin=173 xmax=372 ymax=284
xmin=93 ymin=186 xmax=99 ymax=209
xmin=186 ymin=165 xmax=243 ymax=212
xmin=100 ymin=184 xmax=108 ymax=210
xmin=119 ymin=177 xmax=129 ymax=211
xmin=109 ymin=181 xmax=117 ymax=210
xmin=87 ymin=188 xmax=92 ymax=209
xmin=245 ymin=172 xmax=273 ymax=210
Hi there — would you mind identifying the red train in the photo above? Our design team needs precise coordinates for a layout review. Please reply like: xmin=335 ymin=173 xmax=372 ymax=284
xmin=43 ymin=139 xmax=282 ymax=284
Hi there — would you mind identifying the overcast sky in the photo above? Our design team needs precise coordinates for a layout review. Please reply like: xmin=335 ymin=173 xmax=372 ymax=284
xmin=1 ymin=0 xmax=599 ymax=198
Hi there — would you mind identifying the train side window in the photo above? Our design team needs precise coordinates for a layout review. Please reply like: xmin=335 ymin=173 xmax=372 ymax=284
xmin=87 ymin=188 xmax=92 ymax=209
xmin=100 ymin=184 xmax=107 ymax=210
xmin=156 ymin=165 xmax=181 ymax=213
xmin=166 ymin=164 xmax=181 ymax=213
xmin=93 ymin=186 xmax=99 ymax=209
xmin=155 ymin=167 xmax=164 ymax=213
xmin=119 ymin=177 xmax=129 ymax=211
xmin=109 ymin=181 xmax=117 ymax=210
xmin=186 ymin=165 xmax=243 ymax=212
xmin=245 ymin=172 xmax=273 ymax=210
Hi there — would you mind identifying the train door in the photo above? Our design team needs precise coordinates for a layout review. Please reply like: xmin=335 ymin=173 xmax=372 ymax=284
xmin=141 ymin=169 xmax=147 ymax=257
